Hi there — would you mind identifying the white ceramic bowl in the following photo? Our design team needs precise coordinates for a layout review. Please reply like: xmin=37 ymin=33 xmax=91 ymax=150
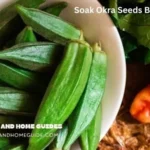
xmin=0 ymin=0 xmax=126 ymax=149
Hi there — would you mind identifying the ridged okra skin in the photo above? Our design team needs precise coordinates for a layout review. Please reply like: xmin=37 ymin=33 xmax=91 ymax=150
xmin=16 ymin=5 xmax=81 ymax=45
xmin=80 ymin=104 xmax=102 ymax=150
xmin=64 ymin=43 xmax=107 ymax=149
xmin=0 ymin=87 xmax=41 ymax=115
xmin=49 ymin=125 xmax=68 ymax=150
xmin=0 ymin=62 xmax=47 ymax=92
xmin=0 ymin=42 xmax=63 ymax=72
xmin=27 ymin=41 xmax=92 ymax=150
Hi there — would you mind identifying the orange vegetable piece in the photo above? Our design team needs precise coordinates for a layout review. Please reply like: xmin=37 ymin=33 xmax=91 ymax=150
xmin=130 ymin=85 xmax=150 ymax=123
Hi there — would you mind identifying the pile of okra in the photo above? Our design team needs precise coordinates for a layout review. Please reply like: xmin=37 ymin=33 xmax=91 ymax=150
xmin=0 ymin=1 xmax=107 ymax=150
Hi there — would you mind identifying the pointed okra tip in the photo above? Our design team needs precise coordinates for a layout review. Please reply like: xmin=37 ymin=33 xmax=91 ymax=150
xmin=93 ymin=42 xmax=102 ymax=52
xmin=20 ymin=26 xmax=32 ymax=34
xmin=24 ymin=26 xmax=36 ymax=35
xmin=26 ymin=26 xmax=32 ymax=31
xmin=15 ymin=4 xmax=27 ymax=15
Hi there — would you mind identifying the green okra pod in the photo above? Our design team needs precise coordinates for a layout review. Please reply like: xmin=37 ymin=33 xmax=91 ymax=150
xmin=16 ymin=5 xmax=81 ymax=45
xmin=64 ymin=43 xmax=107 ymax=149
xmin=0 ymin=87 xmax=41 ymax=115
xmin=0 ymin=42 xmax=63 ymax=72
xmin=50 ymin=125 xmax=68 ymax=150
xmin=80 ymin=104 xmax=102 ymax=150
xmin=44 ymin=2 xmax=68 ymax=16
xmin=27 ymin=41 xmax=92 ymax=150
xmin=0 ymin=62 xmax=47 ymax=92
xmin=0 ymin=0 xmax=46 ymax=49
xmin=16 ymin=26 xmax=37 ymax=44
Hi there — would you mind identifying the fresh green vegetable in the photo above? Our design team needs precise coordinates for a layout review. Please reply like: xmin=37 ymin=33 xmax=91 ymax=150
xmin=0 ymin=62 xmax=47 ymax=92
xmin=50 ymin=125 xmax=68 ymax=150
xmin=80 ymin=104 xmax=102 ymax=150
xmin=16 ymin=5 xmax=81 ymax=45
xmin=64 ymin=43 xmax=107 ymax=149
xmin=44 ymin=2 xmax=68 ymax=16
xmin=16 ymin=26 xmax=37 ymax=44
xmin=27 ymin=41 xmax=92 ymax=150
xmin=0 ymin=0 xmax=46 ymax=49
xmin=0 ymin=42 xmax=63 ymax=72
xmin=0 ymin=1 xmax=110 ymax=149
xmin=0 ymin=87 xmax=40 ymax=115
